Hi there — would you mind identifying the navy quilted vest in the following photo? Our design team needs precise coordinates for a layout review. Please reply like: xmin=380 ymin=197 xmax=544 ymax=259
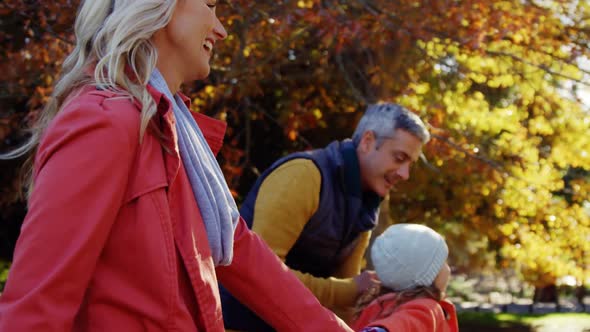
xmin=221 ymin=139 xmax=380 ymax=331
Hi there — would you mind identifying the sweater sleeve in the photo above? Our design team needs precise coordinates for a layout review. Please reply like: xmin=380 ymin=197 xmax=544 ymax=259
xmin=334 ymin=230 xmax=372 ymax=278
xmin=251 ymin=159 xmax=358 ymax=309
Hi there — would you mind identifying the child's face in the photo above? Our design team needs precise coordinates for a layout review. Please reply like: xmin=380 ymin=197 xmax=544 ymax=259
xmin=434 ymin=262 xmax=451 ymax=295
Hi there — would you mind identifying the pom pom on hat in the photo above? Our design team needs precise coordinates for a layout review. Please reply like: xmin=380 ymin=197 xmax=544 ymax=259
xmin=371 ymin=223 xmax=448 ymax=291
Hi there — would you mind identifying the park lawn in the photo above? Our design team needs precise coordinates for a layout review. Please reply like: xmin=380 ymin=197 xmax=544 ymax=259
xmin=458 ymin=312 xmax=590 ymax=332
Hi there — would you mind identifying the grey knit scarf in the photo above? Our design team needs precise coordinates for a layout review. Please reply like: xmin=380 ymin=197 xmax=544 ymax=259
xmin=149 ymin=69 xmax=239 ymax=266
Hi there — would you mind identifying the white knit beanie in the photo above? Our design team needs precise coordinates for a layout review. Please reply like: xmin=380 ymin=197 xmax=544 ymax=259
xmin=371 ymin=223 xmax=448 ymax=291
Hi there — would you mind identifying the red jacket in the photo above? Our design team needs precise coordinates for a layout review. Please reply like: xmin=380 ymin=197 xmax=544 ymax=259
xmin=351 ymin=294 xmax=458 ymax=332
xmin=0 ymin=85 xmax=352 ymax=332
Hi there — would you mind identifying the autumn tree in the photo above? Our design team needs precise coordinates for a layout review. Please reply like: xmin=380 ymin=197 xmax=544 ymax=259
xmin=0 ymin=1 xmax=77 ymax=261
xmin=215 ymin=0 xmax=590 ymax=288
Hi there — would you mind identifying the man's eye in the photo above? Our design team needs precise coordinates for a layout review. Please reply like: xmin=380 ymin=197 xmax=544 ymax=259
xmin=393 ymin=154 xmax=406 ymax=163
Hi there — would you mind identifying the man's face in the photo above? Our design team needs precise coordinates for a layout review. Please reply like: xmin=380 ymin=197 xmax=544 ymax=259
xmin=357 ymin=129 xmax=423 ymax=197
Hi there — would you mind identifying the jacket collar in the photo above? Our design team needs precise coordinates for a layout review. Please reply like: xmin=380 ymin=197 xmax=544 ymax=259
xmin=144 ymin=84 xmax=191 ymax=113
xmin=144 ymin=83 xmax=227 ymax=156
xmin=83 ymin=65 xmax=227 ymax=156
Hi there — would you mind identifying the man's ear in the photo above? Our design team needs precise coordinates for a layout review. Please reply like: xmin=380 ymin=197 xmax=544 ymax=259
xmin=358 ymin=130 xmax=376 ymax=153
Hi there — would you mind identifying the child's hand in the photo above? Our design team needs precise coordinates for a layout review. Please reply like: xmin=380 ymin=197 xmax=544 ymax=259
xmin=354 ymin=270 xmax=381 ymax=295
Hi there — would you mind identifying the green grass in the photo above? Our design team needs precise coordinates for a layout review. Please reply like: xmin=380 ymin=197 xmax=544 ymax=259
xmin=458 ymin=312 xmax=590 ymax=332
xmin=459 ymin=312 xmax=532 ymax=330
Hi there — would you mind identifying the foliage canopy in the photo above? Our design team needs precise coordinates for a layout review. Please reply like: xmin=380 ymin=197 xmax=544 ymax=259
xmin=1 ymin=0 xmax=589 ymax=286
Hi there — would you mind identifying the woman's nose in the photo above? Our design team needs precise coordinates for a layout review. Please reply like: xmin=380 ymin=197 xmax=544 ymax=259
xmin=213 ymin=16 xmax=228 ymax=40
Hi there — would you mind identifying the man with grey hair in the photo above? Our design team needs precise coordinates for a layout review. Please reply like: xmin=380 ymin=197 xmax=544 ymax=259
xmin=220 ymin=103 xmax=430 ymax=331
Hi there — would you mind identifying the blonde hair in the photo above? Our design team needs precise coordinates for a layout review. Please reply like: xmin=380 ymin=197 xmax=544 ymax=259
xmin=1 ymin=0 xmax=177 ymax=196
xmin=354 ymin=284 xmax=443 ymax=322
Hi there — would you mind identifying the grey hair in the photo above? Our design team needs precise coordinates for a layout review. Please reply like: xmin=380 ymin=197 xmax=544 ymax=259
xmin=0 ymin=0 xmax=178 ymax=196
xmin=352 ymin=103 xmax=430 ymax=146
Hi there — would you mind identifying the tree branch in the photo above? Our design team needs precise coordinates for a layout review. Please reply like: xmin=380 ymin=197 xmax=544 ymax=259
xmin=485 ymin=50 xmax=590 ymax=87
xmin=430 ymin=133 xmax=508 ymax=175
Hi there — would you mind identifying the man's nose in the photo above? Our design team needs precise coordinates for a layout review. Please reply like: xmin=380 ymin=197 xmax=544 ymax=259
xmin=397 ymin=163 xmax=410 ymax=180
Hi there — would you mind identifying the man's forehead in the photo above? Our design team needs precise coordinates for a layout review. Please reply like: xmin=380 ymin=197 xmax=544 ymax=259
xmin=385 ymin=132 xmax=423 ymax=161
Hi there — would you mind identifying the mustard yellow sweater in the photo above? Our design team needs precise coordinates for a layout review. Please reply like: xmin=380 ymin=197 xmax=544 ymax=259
xmin=251 ymin=158 xmax=371 ymax=310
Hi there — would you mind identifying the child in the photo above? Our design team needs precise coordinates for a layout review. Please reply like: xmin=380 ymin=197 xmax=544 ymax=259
xmin=351 ymin=224 xmax=459 ymax=332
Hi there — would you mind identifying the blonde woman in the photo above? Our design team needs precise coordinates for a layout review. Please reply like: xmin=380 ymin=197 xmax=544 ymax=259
xmin=0 ymin=1 xmax=352 ymax=331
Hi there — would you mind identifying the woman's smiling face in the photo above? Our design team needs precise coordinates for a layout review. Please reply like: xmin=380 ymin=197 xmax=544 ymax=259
xmin=155 ymin=0 xmax=228 ymax=84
